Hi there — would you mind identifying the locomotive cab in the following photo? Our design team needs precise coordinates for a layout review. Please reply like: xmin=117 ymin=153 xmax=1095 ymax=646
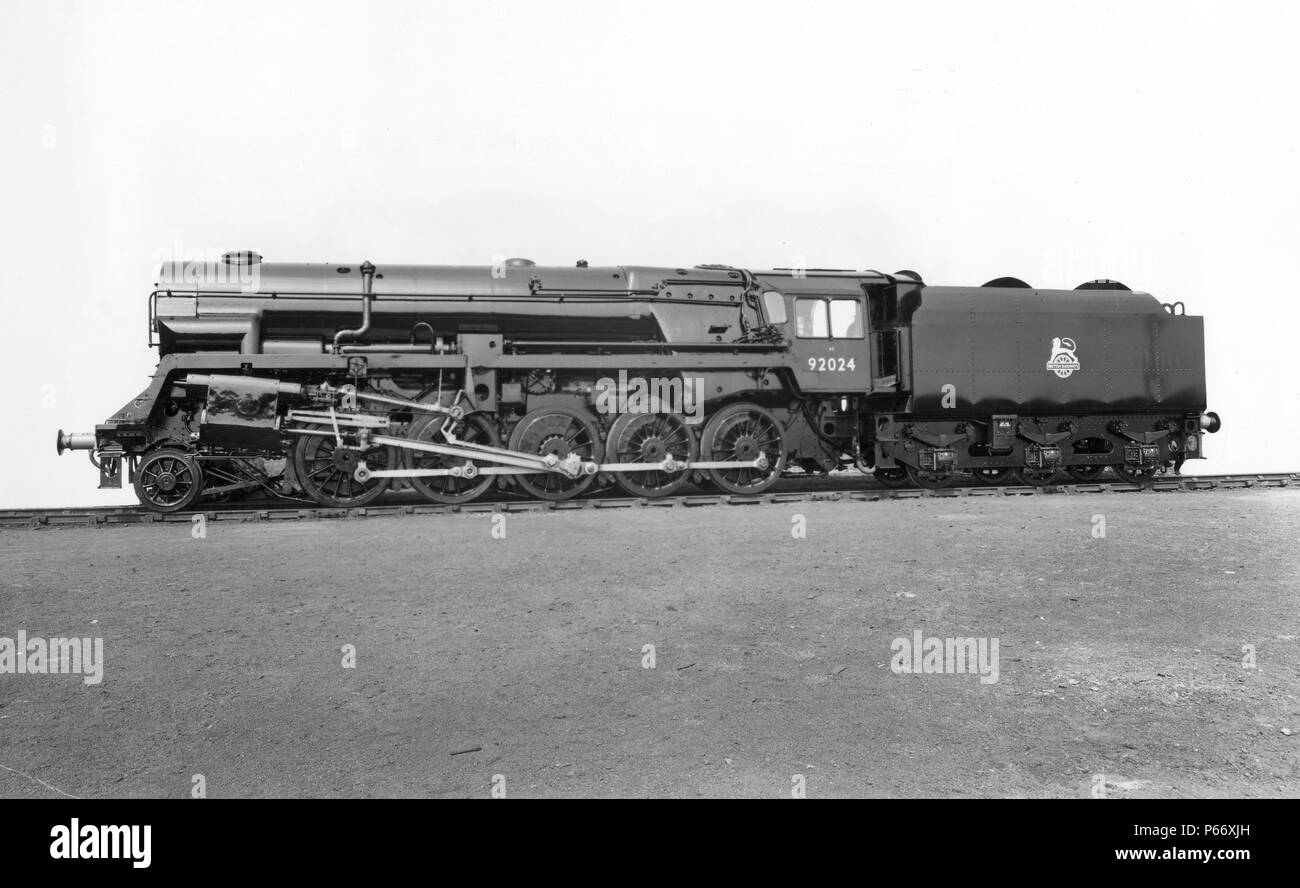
xmin=755 ymin=271 xmax=909 ymax=397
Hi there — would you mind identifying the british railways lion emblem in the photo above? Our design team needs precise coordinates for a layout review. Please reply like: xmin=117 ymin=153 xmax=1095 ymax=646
xmin=1046 ymin=337 xmax=1080 ymax=378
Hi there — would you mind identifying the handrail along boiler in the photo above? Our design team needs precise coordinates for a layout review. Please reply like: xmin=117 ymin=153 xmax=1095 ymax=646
xmin=56 ymin=252 xmax=1221 ymax=510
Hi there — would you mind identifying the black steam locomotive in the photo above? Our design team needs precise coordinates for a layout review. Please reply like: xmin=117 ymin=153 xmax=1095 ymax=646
xmin=56 ymin=252 xmax=1221 ymax=511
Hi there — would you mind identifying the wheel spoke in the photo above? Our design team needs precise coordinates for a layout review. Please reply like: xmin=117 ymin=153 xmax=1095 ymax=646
xmin=134 ymin=450 xmax=202 ymax=512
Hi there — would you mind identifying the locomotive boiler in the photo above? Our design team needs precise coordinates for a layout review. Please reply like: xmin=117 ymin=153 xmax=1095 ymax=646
xmin=56 ymin=252 xmax=1221 ymax=511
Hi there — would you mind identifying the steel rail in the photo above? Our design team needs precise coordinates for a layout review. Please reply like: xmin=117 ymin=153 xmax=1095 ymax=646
xmin=2 ymin=473 xmax=1295 ymax=529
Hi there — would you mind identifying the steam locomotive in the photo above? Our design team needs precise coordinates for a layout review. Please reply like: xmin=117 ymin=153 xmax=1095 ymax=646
xmin=56 ymin=252 xmax=1221 ymax=511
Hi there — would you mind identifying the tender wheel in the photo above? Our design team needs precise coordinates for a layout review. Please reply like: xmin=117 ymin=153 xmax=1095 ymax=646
xmin=134 ymin=448 xmax=203 ymax=512
xmin=699 ymin=402 xmax=786 ymax=495
xmin=971 ymin=467 xmax=1013 ymax=485
xmin=1113 ymin=464 xmax=1158 ymax=484
xmin=405 ymin=413 xmax=501 ymax=504
xmin=906 ymin=464 xmax=956 ymax=490
xmin=873 ymin=466 xmax=910 ymax=488
xmin=607 ymin=412 xmax=698 ymax=498
xmin=508 ymin=406 xmax=603 ymax=501
xmin=1013 ymin=468 xmax=1061 ymax=486
xmin=1065 ymin=465 xmax=1104 ymax=480
xmin=293 ymin=424 xmax=395 ymax=507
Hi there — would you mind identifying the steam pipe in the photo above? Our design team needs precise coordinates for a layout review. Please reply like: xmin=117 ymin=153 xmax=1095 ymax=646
xmin=333 ymin=260 xmax=375 ymax=351
xmin=410 ymin=321 xmax=436 ymax=350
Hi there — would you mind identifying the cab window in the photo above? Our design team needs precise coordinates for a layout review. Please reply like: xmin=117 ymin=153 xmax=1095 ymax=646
xmin=761 ymin=290 xmax=788 ymax=325
xmin=796 ymin=298 xmax=863 ymax=338
xmin=795 ymin=299 xmax=828 ymax=337
xmin=830 ymin=299 xmax=863 ymax=338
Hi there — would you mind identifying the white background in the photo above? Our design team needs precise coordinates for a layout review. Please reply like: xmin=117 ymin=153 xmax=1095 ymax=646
xmin=2 ymin=0 xmax=1296 ymax=508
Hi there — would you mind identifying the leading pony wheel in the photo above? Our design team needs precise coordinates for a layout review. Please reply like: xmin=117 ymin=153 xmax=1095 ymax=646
xmin=134 ymin=448 xmax=203 ymax=512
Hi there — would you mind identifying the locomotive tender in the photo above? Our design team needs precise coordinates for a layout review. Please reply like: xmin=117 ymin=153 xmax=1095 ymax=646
xmin=56 ymin=252 xmax=1221 ymax=511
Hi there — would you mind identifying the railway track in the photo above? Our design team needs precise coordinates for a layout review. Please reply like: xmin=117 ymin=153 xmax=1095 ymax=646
xmin=2 ymin=472 xmax=1296 ymax=530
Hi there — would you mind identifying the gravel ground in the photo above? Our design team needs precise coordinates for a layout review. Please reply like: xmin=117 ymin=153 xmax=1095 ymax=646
xmin=0 ymin=488 xmax=1296 ymax=798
